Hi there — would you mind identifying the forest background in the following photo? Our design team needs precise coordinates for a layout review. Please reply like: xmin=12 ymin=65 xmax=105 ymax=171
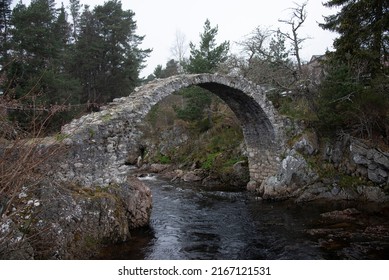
xmin=0 ymin=0 xmax=388 ymax=161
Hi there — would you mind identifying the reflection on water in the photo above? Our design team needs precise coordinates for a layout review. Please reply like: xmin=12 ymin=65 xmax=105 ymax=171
xmin=96 ymin=176 xmax=389 ymax=260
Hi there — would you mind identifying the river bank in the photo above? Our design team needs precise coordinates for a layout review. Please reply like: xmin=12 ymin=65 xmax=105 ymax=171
xmin=0 ymin=176 xmax=151 ymax=259
xmin=1 ymin=123 xmax=389 ymax=259
xmin=96 ymin=176 xmax=389 ymax=260
xmin=132 ymin=155 xmax=389 ymax=204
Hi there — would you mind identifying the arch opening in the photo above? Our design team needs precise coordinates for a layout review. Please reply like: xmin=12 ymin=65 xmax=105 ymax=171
xmin=139 ymin=84 xmax=249 ymax=187
xmin=198 ymin=82 xmax=276 ymax=148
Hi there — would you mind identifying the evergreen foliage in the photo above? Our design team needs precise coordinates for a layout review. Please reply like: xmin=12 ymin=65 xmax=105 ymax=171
xmin=317 ymin=62 xmax=389 ymax=138
xmin=317 ymin=0 xmax=389 ymax=140
xmin=70 ymin=0 xmax=151 ymax=105
xmin=153 ymin=59 xmax=179 ymax=79
xmin=0 ymin=0 xmax=150 ymax=134
xmin=320 ymin=0 xmax=388 ymax=78
xmin=176 ymin=19 xmax=229 ymax=129
xmin=174 ymin=86 xmax=212 ymax=123
xmin=184 ymin=19 xmax=229 ymax=74
xmin=69 ymin=0 xmax=81 ymax=41
xmin=0 ymin=0 xmax=12 ymax=63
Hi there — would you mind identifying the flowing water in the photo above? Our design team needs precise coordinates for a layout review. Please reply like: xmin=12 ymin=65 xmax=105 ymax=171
xmin=97 ymin=176 xmax=389 ymax=260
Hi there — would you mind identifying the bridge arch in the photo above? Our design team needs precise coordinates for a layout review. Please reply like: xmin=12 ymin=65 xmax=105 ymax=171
xmin=60 ymin=74 xmax=285 ymax=189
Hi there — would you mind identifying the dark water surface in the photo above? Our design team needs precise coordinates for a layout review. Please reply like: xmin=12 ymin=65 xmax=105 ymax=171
xmin=97 ymin=176 xmax=389 ymax=260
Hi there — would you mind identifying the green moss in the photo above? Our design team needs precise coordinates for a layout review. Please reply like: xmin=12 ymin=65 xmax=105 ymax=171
xmin=69 ymin=184 xmax=116 ymax=200
xmin=201 ymin=152 xmax=220 ymax=170
xmin=88 ymin=128 xmax=95 ymax=138
xmin=223 ymin=156 xmax=247 ymax=168
xmin=338 ymin=175 xmax=366 ymax=189
xmin=155 ymin=153 xmax=171 ymax=164
xmin=84 ymin=235 xmax=99 ymax=249
xmin=54 ymin=133 xmax=70 ymax=142
xmin=101 ymin=114 xmax=112 ymax=122
xmin=147 ymin=104 xmax=159 ymax=127
xmin=277 ymin=96 xmax=318 ymax=122
xmin=304 ymin=153 xmax=370 ymax=189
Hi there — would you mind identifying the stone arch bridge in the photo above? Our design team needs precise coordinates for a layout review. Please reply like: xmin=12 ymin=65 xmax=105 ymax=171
xmin=57 ymin=74 xmax=285 ymax=189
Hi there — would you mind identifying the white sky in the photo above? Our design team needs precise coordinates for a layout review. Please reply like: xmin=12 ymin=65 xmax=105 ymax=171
xmin=19 ymin=0 xmax=339 ymax=77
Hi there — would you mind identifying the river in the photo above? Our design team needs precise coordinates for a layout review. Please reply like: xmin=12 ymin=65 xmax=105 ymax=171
xmin=96 ymin=176 xmax=389 ymax=260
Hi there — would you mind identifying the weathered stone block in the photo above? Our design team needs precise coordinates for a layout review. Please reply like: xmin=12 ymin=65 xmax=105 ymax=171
xmin=368 ymin=168 xmax=387 ymax=184
xmin=374 ymin=152 xmax=389 ymax=170
xmin=352 ymin=153 xmax=369 ymax=165
xmin=293 ymin=132 xmax=319 ymax=156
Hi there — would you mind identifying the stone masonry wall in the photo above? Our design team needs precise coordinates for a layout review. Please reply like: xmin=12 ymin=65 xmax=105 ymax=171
xmin=56 ymin=74 xmax=285 ymax=188
xmin=325 ymin=136 xmax=389 ymax=185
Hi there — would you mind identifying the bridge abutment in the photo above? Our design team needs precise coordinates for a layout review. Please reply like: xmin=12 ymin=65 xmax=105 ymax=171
xmin=246 ymin=147 xmax=281 ymax=187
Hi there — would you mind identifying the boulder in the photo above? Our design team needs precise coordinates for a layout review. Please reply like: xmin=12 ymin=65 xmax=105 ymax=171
xmin=259 ymin=149 xmax=318 ymax=199
xmin=0 ymin=177 xmax=152 ymax=259
xmin=356 ymin=186 xmax=388 ymax=202
xmin=182 ymin=171 xmax=203 ymax=182
xmin=374 ymin=151 xmax=389 ymax=170
xmin=149 ymin=163 xmax=170 ymax=173
xmin=320 ymin=208 xmax=361 ymax=220
xmin=293 ymin=132 xmax=319 ymax=156
xmin=368 ymin=168 xmax=387 ymax=184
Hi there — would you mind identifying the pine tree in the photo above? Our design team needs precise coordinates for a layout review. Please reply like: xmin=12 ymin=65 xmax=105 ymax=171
xmin=320 ymin=0 xmax=389 ymax=77
xmin=177 ymin=19 xmax=229 ymax=128
xmin=9 ymin=0 xmax=59 ymax=99
xmin=6 ymin=0 xmax=81 ymax=133
xmin=11 ymin=0 xmax=57 ymax=68
xmin=69 ymin=0 xmax=81 ymax=42
xmin=153 ymin=59 xmax=179 ymax=79
xmin=72 ymin=0 xmax=151 ymax=105
xmin=0 ymin=0 xmax=12 ymax=64
xmin=54 ymin=3 xmax=71 ymax=50
xmin=185 ymin=19 xmax=229 ymax=74
xmin=316 ymin=0 xmax=389 ymax=139
xmin=72 ymin=5 xmax=104 ymax=104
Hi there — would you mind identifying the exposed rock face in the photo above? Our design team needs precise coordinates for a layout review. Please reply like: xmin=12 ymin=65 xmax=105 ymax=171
xmin=259 ymin=149 xmax=319 ymax=199
xmin=321 ymin=135 xmax=389 ymax=186
xmin=293 ymin=132 xmax=319 ymax=156
xmin=258 ymin=131 xmax=389 ymax=202
xmin=0 ymin=177 xmax=152 ymax=259
xmin=148 ymin=163 xmax=171 ymax=173
xmin=157 ymin=125 xmax=190 ymax=156
xmin=296 ymin=183 xmax=388 ymax=203
xmin=349 ymin=140 xmax=389 ymax=185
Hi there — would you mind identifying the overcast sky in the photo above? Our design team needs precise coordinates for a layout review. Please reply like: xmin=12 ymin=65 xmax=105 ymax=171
xmin=20 ymin=0 xmax=339 ymax=77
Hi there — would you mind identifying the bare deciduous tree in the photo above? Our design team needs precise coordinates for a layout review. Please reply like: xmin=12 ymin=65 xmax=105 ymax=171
xmin=278 ymin=1 xmax=310 ymax=77
xmin=232 ymin=26 xmax=295 ymax=90
xmin=237 ymin=26 xmax=272 ymax=62
xmin=170 ymin=30 xmax=188 ymax=73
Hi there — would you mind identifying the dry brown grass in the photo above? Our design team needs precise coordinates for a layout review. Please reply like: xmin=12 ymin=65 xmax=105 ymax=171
xmin=0 ymin=109 xmax=66 ymax=258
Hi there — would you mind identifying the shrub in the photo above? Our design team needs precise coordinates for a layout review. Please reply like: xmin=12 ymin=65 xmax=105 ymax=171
xmin=0 ymin=117 xmax=65 ymax=258
xmin=315 ymin=64 xmax=389 ymax=141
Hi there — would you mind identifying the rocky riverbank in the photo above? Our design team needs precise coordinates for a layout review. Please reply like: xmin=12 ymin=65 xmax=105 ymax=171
xmin=2 ymin=122 xmax=388 ymax=259
xmin=305 ymin=203 xmax=389 ymax=259
xmin=260 ymin=132 xmax=389 ymax=202
xmin=0 ymin=176 xmax=151 ymax=259
xmin=134 ymin=161 xmax=249 ymax=190
xmin=136 ymin=127 xmax=389 ymax=203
